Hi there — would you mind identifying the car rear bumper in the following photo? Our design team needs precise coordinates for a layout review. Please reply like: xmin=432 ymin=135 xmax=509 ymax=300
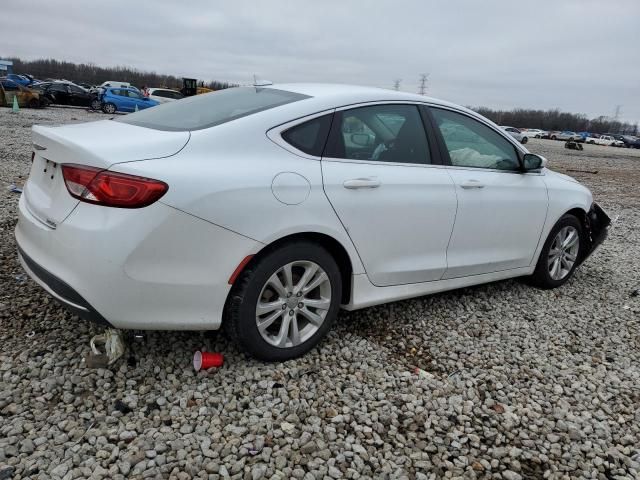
xmin=15 ymin=193 xmax=261 ymax=330
xmin=18 ymin=246 xmax=113 ymax=327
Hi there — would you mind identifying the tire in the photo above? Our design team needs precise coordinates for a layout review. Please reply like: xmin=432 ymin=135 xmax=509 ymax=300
xmin=102 ymin=102 xmax=116 ymax=114
xmin=551 ymin=135 xmax=557 ymax=140
xmin=28 ymin=98 xmax=39 ymax=108
xmin=528 ymin=214 xmax=583 ymax=289
xmin=225 ymin=241 xmax=342 ymax=361
xmin=90 ymin=99 xmax=101 ymax=111
xmin=521 ymin=136 xmax=528 ymax=144
xmin=588 ymin=140 xmax=595 ymax=144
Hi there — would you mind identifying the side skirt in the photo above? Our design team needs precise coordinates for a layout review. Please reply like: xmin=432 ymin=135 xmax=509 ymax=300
xmin=343 ymin=267 xmax=534 ymax=311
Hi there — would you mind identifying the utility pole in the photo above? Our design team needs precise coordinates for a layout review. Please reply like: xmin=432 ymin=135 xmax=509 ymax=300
xmin=393 ymin=79 xmax=401 ymax=91
xmin=418 ymin=73 xmax=429 ymax=95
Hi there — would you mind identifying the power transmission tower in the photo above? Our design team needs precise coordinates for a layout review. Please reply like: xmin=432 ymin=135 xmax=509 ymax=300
xmin=418 ymin=73 xmax=429 ymax=95
xmin=613 ymin=105 xmax=622 ymax=121
xmin=393 ymin=79 xmax=401 ymax=91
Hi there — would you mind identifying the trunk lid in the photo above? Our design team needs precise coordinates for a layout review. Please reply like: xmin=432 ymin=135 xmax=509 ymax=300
xmin=24 ymin=120 xmax=189 ymax=227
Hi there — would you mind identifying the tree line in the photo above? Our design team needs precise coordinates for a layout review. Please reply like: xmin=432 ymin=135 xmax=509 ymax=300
xmin=5 ymin=57 xmax=236 ymax=91
xmin=472 ymin=107 xmax=638 ymax=135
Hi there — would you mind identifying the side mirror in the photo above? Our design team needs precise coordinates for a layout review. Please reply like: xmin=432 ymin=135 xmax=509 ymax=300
xmin=523 ymin=153 xmax=547 ymax=171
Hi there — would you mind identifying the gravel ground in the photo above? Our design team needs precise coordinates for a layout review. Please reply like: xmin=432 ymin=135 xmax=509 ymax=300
xmin=1 ymin=106 xmax=639 ymax=480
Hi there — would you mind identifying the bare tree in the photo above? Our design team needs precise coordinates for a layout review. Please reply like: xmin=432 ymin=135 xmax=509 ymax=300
xmin=393 ymin=79 xmax=401 ymax=91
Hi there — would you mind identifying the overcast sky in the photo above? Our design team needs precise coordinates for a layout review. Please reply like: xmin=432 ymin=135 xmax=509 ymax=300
xmin=3 ymin=0 xmax=639 ymax=123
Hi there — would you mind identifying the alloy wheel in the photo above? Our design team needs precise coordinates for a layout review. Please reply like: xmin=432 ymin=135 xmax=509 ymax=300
xmin=255 ymin=261 xmax=332 ymax=348
xmin=548 ymin=226 xmax=579 ymax=280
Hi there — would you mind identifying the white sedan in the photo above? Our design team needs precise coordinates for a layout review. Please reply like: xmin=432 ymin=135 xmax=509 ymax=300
xmin=501 ymin=126 xmax=528 ymax=144
xmin=15 ymin=84 xmax=610 ymax=360
xmin=147 ymin=87 xmax=185 ymax=104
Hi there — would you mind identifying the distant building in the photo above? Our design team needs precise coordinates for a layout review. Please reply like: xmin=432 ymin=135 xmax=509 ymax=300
xmin=0 ymin=60 xmax=13 ymax=74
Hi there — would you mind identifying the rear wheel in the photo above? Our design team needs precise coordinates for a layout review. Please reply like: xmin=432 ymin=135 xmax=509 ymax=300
xmin=225 ymin=241 xmax=342 ymax=361
xmin=551 ymin=135 xmax=557 ymax=140
xmin=90 ymin=99 xmax=101 ymax=110
xmin=528 ymin=214 xmax=583 ymax=289
xmin=102 ymin=102 xmax=116 ymax=114
xmin=521 ymin=136 xmax=528 ymax=144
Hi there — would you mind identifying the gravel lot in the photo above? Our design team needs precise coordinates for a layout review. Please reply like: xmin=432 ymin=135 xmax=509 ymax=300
xmin=1 ymin=107 xmax=639 ymax=480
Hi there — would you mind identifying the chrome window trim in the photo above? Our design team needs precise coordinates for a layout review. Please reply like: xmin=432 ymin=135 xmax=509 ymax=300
xmin=267 ymin=100 xmax=528 ymax=164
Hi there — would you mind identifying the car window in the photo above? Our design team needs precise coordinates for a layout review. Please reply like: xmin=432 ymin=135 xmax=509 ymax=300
xmin=117 ymin=87 xmax=310 ymax=131
xmin=69 ymin=85 xmax=85 ymax=93
xmin=431 ymin=108 xmax=520 ymax=171
xmin=281 ymin=114 xmax=333 ymax=157
xmin=324 ymin=104 xmax=431 ymax=164
xmin=127 ymin=90 xmax=142 ymax=99
xmin=152 ymin=90 xmax=168 ymax=98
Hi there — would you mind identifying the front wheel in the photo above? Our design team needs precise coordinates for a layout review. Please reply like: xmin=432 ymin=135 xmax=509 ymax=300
xmin=551 ymin=135 xmax=557 ymax=140
xmin=90 ymin=99 xmax=101 ymax=110
xmin=521 ymin=136 xmax=528 ymax=144
xmin=528 ymin=214 xmax=583 ymax=289
xmin=102 ymin=102 xmax=116 ymax=114
xmin=225 ymin=241 xmax=342 ymax=361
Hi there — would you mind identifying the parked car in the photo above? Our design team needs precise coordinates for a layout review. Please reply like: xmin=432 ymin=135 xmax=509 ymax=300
xmin=147 ymin=88 xmax=185 ymax=104
xmin=6 ymin=73 xmax=34 ymax=86
xmin=605 ymin=134 xmax=640 ymax=148
xmin=522 ymin=128 xmax=547 ymax=139
xmin=501 ymin=126 xmax=528 ymax=144
xmin=550 ymin=131 xmax=580 ymax=141
xmin=0 ymin=78 xmax=44 ymax=108
xmin=584 ymin=135 xmax=623 ymax=147
xmin=31 ymin=82 xmax=98 ymax=109
xmin=100 ymin=80 xmax=132 ymax=89
xmin=15 ymin=83 xmax=610 ymax=360
xmin=99 ymin=87 xmax=159 ymax=113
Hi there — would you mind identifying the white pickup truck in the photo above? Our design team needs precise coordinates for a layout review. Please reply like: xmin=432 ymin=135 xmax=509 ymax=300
xmin=586 ymin=135 xmax=624 ymax=147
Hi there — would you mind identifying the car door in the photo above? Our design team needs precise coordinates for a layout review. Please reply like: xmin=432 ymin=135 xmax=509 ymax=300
xmin=68 ymin=84 xmax=90 ymax=106
xmin=321 ymin=103 xmax=457 ymax=287
xmin=127 ymin=89 xmax=147 ymax=110
xmin=428 ymin=107 xmax=548 ymax=279
xmin=113 ymin=89 xmax=133 ymax=111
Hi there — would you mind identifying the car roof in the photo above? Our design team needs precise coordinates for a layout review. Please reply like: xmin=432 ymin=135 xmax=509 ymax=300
xmin=268 ymin=83 xmax=462 ymax=109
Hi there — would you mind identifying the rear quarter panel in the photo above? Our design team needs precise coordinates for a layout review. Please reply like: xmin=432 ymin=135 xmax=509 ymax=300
xmin=112 ymin=115 xmax=366 ymax=275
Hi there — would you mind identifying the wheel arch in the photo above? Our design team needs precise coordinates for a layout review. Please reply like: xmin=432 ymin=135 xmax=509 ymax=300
xmin=229 ymin=231 xmax=355 ymax=304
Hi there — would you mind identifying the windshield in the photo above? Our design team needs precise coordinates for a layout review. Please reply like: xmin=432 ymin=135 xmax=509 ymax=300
xmin=116 ymin=87 xmax=310 ymax=131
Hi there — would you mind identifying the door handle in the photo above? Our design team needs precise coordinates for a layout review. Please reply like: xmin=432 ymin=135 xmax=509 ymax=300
xmin=460 ymin=179 xmax=485 ymax=189
xmin=343 ymin=178 xmax=381 ymax=189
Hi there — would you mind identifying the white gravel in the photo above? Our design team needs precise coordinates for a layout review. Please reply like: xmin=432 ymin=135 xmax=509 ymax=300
xmin=1 ymin=107 xmax=639 ymax=479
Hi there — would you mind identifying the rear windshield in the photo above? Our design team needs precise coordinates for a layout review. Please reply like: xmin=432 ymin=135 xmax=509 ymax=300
xmin=116 ymin=87 xmax=310 ymax=131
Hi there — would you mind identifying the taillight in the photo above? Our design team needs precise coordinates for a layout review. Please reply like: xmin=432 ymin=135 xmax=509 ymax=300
xmin=61 ymin=164 xmax=168 ymax=208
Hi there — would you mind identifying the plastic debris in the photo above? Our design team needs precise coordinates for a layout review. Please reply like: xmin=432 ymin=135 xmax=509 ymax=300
xmin=88 ymin=329 xmax=125 ymax=366
xmin=630 ymin=288 xmax=639 ymax=298
xmin=413 ymin=367 xmax=435 ymax=379
xmin=7 ymin=184 xmax=23 ymax=193
xmin=25 ymin=331 xmax=35 ymax=338
xmin=193 ymin=351 xmax=224 ymax=371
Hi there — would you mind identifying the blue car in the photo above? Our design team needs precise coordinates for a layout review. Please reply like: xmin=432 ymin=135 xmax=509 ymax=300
xmin=7 ymin=73 xmax=34 ymax=86
xmin=100 ymin=87 xmax=159 ymax=114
